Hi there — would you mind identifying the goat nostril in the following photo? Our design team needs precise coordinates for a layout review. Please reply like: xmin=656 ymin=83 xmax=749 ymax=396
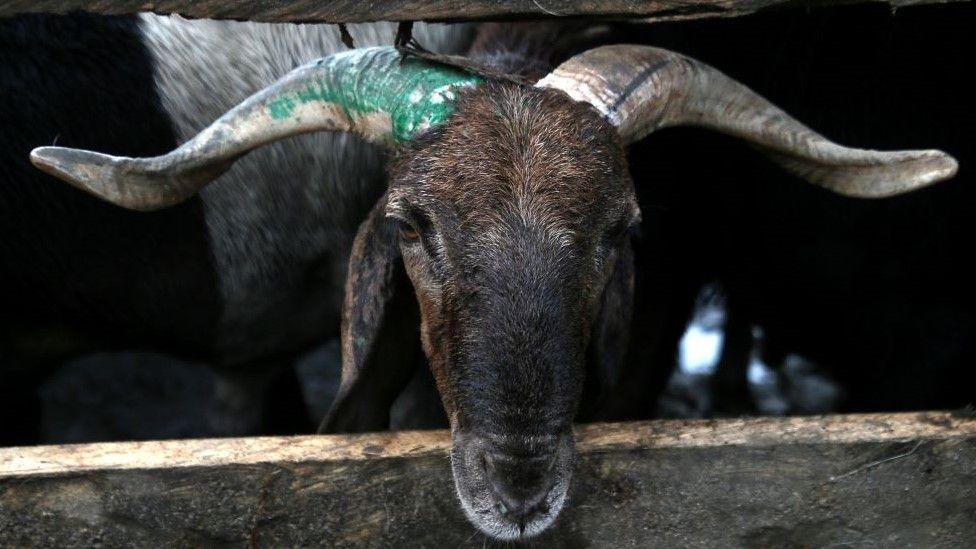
xmin=492 ymin=488 xmax=550 ymax=523
xmin=544 ymin=454 xmax=557 ymax=474
xmin=481 ymin=445 xmax=562 ymax=524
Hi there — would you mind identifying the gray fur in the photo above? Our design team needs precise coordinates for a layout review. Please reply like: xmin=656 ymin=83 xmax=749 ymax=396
xmin=138 ymin=16 xmax=473 ymax=366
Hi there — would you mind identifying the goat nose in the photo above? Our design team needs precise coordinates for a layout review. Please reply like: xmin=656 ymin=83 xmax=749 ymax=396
xmin=484 ymin=452 xmax=556 ymax=522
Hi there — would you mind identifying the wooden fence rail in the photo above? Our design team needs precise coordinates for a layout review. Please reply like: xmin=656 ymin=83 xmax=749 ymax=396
xmin=0 ymin=0 xmax=969 ymax=24
xmin=2 ymin=412 xmax=974 ymax=547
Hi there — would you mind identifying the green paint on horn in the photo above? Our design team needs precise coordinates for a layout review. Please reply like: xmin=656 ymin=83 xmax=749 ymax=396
xmin=266 ymin=46 xmax=483 ymax=143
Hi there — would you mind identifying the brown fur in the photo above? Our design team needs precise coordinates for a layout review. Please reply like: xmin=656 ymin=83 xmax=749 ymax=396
xmin=322 ymin=80 xmax=640 ymax=539
xmin=386 ymin=82 xmax=637 ymax=420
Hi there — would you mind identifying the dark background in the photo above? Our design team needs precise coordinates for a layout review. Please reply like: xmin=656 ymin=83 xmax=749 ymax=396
xmin=624 ymin=2 xmax=975 ymax=415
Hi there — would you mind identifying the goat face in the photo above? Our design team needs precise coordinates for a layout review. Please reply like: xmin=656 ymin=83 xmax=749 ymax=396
xmin=380 ymin=82 xmax=639 ymax=539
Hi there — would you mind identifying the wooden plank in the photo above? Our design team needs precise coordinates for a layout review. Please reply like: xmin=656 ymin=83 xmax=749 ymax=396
xmin=2 ymin=412 xmax=974 ymax=546
xmin=0 ymin=0 xmax=969 ymax=25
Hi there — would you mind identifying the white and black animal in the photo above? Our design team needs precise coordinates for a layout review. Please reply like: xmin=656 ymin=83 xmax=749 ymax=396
xmin=28 ymin=18 xmax=957 ymax=539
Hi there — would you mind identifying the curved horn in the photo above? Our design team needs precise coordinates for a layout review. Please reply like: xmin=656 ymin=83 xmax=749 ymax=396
xmin=31 ymin=47 xmax=481 ymax=211
xmin=536 ymin=45 xmax=957 ymax=198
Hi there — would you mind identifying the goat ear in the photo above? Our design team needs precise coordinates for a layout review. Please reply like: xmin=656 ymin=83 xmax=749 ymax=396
xmin=319 ymin=193 xmax=421 ymax=433
xmin=581 ymin=239 xmax=636 ymax=420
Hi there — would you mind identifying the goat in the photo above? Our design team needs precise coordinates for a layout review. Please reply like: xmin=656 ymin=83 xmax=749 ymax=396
xmin=0 ymin=14 xmax=470 ymax=442
xmin=31 ymin=39 xmax=957 ymax=538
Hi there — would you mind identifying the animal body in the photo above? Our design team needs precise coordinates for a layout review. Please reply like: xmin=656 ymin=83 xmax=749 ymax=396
xmin=31 ymin=22 xmax=956 ymax=538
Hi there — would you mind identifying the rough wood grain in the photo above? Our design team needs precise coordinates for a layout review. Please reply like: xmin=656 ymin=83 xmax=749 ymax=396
xmin=0 ymin=0 xmax=969 ymax=24
xmin=1 ymin=412 xmax=974 ymax=547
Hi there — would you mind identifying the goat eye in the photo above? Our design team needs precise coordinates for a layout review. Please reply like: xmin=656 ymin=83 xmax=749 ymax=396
xmin=398 ymin=223 xmax=420 ymax=241
xmin=391 ymin=213 xmax=439 ymax=258
xmin=597 ymin=220 xmax=639 ymax=263
xmin=605 ymin=220 xmax=632 ymax=246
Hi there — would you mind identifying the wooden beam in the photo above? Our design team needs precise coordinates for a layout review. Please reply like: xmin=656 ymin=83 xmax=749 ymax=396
xmin=0 ymin=0 xmax=968 ymax=25
xmin=2 ymin=412 xmax=974 ymax=546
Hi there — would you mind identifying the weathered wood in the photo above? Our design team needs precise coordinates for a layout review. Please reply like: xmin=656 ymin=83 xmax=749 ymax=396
xmin=2 ymin=412 xmax=974 ymax=547
xmin=0 ymin=0 xmax=968 ymax=24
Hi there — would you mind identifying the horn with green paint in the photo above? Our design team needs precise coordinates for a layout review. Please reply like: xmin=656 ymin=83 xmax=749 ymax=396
xmin=30 ymin=47 xmax=482 ymax=211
